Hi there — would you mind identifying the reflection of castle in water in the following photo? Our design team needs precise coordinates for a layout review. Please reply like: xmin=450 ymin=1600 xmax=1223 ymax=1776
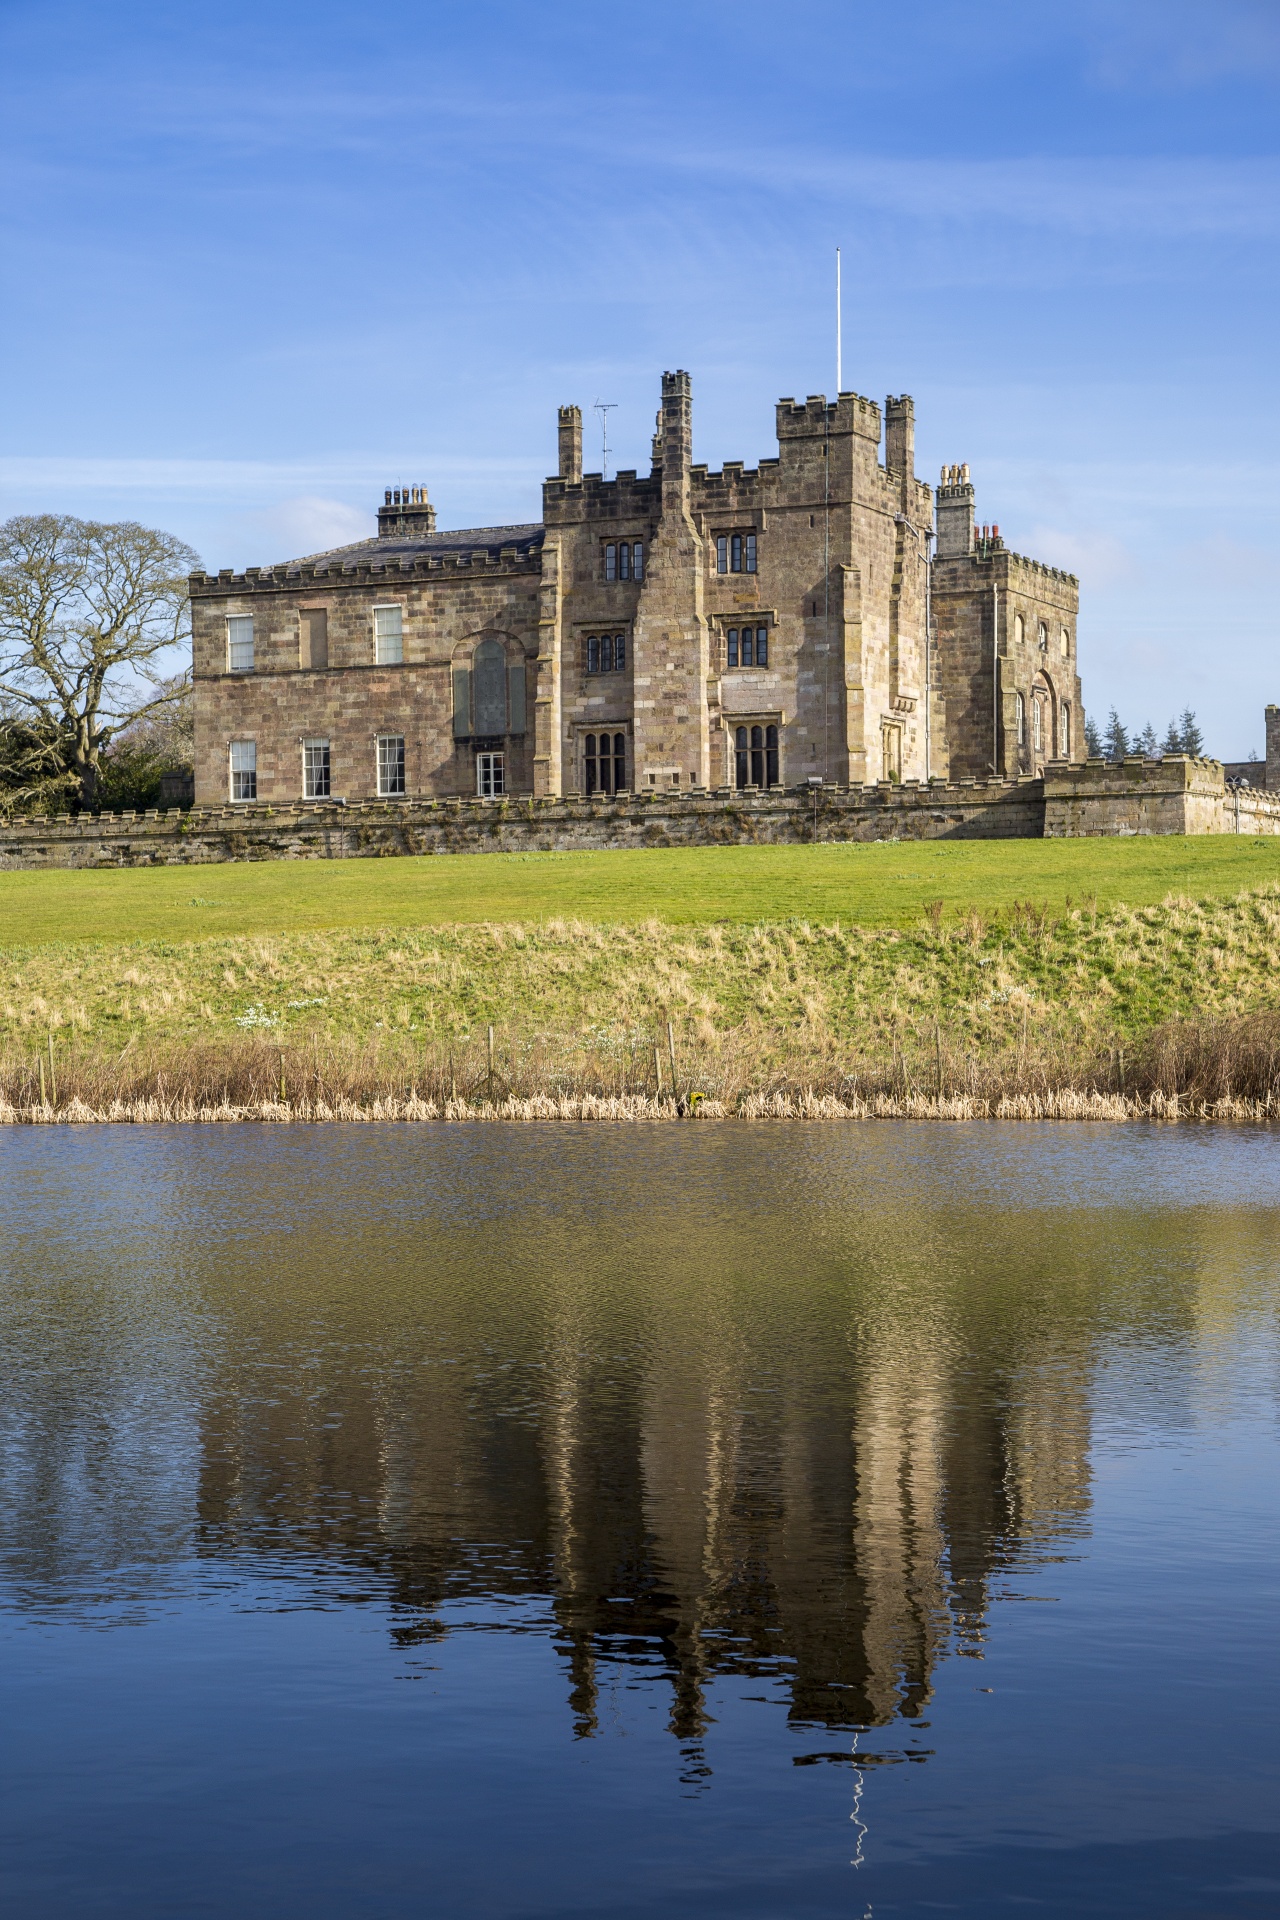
xmin=189 ymin=1259 xmax=1094 ymax=1746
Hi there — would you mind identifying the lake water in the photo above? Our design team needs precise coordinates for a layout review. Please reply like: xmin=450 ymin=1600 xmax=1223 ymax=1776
xmin=2 ymin=1122 xmax=1279 ymax=1918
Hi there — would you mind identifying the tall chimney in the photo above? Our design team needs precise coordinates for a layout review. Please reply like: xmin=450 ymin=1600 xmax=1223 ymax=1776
xmin=935 ymin=462 xmax=975 ymax=559
xmin=558 ymin=405 xmax=582 ymax=484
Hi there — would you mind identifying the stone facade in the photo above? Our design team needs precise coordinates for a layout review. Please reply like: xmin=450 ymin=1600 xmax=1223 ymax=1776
xmin=190 ymin=372 xmax=1081 ymax=810
xmin=931 ymin=466 xmax=1082 ymax=781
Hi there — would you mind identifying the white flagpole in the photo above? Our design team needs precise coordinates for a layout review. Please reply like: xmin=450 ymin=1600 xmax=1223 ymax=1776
xmin=836 ymin=247 xmax=842 ymax=395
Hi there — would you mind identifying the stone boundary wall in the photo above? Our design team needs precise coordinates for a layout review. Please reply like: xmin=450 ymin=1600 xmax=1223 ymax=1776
xmin=6 ymin=760 xmax=1280 ymax=872
xmin=1044 ymin=756 xmax=1280 ymax=838
xmin=1 ymin=779 xmax=1045 ymax=871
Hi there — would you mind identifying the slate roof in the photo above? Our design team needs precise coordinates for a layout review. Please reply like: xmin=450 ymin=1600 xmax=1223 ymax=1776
xmin=282 ymin=523 xmax=546 ymax=569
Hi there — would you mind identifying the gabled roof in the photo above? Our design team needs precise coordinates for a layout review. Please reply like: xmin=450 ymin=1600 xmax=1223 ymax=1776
xmin=281 ymin=523 xmax=545 ymax=569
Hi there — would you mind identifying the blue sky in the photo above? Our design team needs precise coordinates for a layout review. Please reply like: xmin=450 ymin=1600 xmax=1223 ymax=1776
xmin=2 ymin=0 xmax=1278 ymax=754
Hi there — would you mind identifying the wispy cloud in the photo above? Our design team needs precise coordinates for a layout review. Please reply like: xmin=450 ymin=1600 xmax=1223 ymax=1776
xmin=0 ymin=455 xmax=545 ymax=498
xmin=1081 ymin=0 xmax=1280 ymax=88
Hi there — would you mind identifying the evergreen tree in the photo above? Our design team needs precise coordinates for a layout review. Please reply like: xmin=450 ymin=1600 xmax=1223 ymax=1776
xmin=1178 ymin=707 xmax=1203 ymax=756
xmin=1103 ymin=708 xmax=1129 ymax=763
xmin=1136 ymin=722 xmax=1158 ymax=756
xmin=1084 ymin=714 xmax=1103 ymax=757
xmin=1162 ymin=718 xmax=1184 ymax=753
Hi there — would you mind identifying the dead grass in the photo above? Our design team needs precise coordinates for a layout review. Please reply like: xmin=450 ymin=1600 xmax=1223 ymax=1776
xmin=4 ymin=883 xmax=1280 ymax=1123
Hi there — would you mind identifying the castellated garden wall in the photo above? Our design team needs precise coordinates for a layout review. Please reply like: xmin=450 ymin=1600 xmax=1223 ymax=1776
xmin=2 ymin=759 xmax=1279 ymax=871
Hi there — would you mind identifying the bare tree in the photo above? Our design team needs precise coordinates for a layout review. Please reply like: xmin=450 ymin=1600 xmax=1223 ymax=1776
xmin=0 ymin=514 xmax=200 ymax=811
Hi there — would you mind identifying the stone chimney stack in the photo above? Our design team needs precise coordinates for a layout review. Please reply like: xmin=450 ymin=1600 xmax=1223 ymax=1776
xmin=885 ymin=395 xmax=915 ymax=489
xmin=1266 ymin=704 xmax=1280 ymax=793
xmin=557 ymin=405 xmax=582 ymax=484
xmin=377 ymin=486 xmax=437 ymax=539
xmin=935 ymin=463 xmax=975 ymax=559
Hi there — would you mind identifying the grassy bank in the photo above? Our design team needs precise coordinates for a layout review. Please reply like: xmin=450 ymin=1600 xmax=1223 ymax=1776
xmin=5 ymin=834 xmax=1280 ymax=945
xmin=5 ymin=879 xmax=1280 ymax=1121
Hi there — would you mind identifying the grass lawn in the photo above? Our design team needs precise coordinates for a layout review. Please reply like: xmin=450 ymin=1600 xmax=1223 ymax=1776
xmin=4 ymin=836 xmax=1280 ymax=949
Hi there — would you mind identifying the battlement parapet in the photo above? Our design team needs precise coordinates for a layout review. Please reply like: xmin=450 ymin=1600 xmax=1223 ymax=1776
xmin=10 ymin=767 xmax=1280 ymax=870
xmin=1042 ymin=754 xmax=1280 ymax=837
xmin=775 ymin=392 xmax=882 ymax=443
xmin=1004 ymin=550 xmax=1079 ymax=587
xmin=931 ymin=545 xmax=1080 ymax=592
xmin=189 ymin=544 xmax=544 ymax=598
xmin=541 ymin=468 xmax=660 ymax=523
xmin=0 ymin=781 xmax=1047 ymax=869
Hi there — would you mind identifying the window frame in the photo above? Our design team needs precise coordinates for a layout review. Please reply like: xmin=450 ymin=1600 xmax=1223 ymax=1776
xmin=603 ymin=540 xmax=643 ymax=582
xmin=476 ymin=750 xmax=505 ymax=798
xmin=585 ymin=633 xmax=626 ymax=675
xmin=377 ymin=734 xmax=406 ymax=797
xmin=724 ymin=624 xmax=768 ymax=670
xmin=302 ymin=737 xmax=331 ymax=800
xmin=584 ymin=730 xmax=627 ymax=796
xmin=716 ymin=531 xmax=757 ymax=576
xmin=227 ymin=615 xmax=255 ymax=673
xmin=373 ymin=603 xmax=404 ymax=666
xmin=733 ymin=719 xmax=781 ymax=789
xmin=229 ymin=739 xmax=257 ymax=802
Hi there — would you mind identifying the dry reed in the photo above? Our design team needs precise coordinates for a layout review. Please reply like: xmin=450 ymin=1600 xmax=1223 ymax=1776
xmin=3 ymin=1012 xmax=1280 ymax=1124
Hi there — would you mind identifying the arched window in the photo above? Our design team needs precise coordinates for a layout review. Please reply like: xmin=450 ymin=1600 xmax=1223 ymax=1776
xmin=1016 ymin=692 xmax=1026 ymax=747
xmin=735 ymin=726 xmax=749 ymax=788
xmin=473 ymin=637 xmax=507 ymax=736
xmin=1037 ymin=621 xmax=1048 ymax=652
xmin=1059 ymin=704 xmax=1070 ymax=757
xmin=1032 ymin=699 xmax=1043 ymax=752
xmin=750 ymin=725 xmax=765 ymax=788
xmin=1060 ymin=627 xmax=1070 ymax=658
xmin=585 ymin=633 xmax=626 ymax=674
xmin=1014 ymin=613 xmax=1025 ymax=648
xmin=584 ymin=733 xmax=627 ymax=794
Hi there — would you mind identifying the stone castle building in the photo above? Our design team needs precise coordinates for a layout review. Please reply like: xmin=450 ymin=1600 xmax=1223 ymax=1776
xmin=190 ymin=372 xmax=1082 ymax=806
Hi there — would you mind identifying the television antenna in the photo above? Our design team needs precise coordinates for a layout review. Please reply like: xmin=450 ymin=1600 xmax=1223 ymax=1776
xmin=836 ymin=246 xmax=843 ymax=395
xmin=593 ymin=399 xmax=617 ymax=481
